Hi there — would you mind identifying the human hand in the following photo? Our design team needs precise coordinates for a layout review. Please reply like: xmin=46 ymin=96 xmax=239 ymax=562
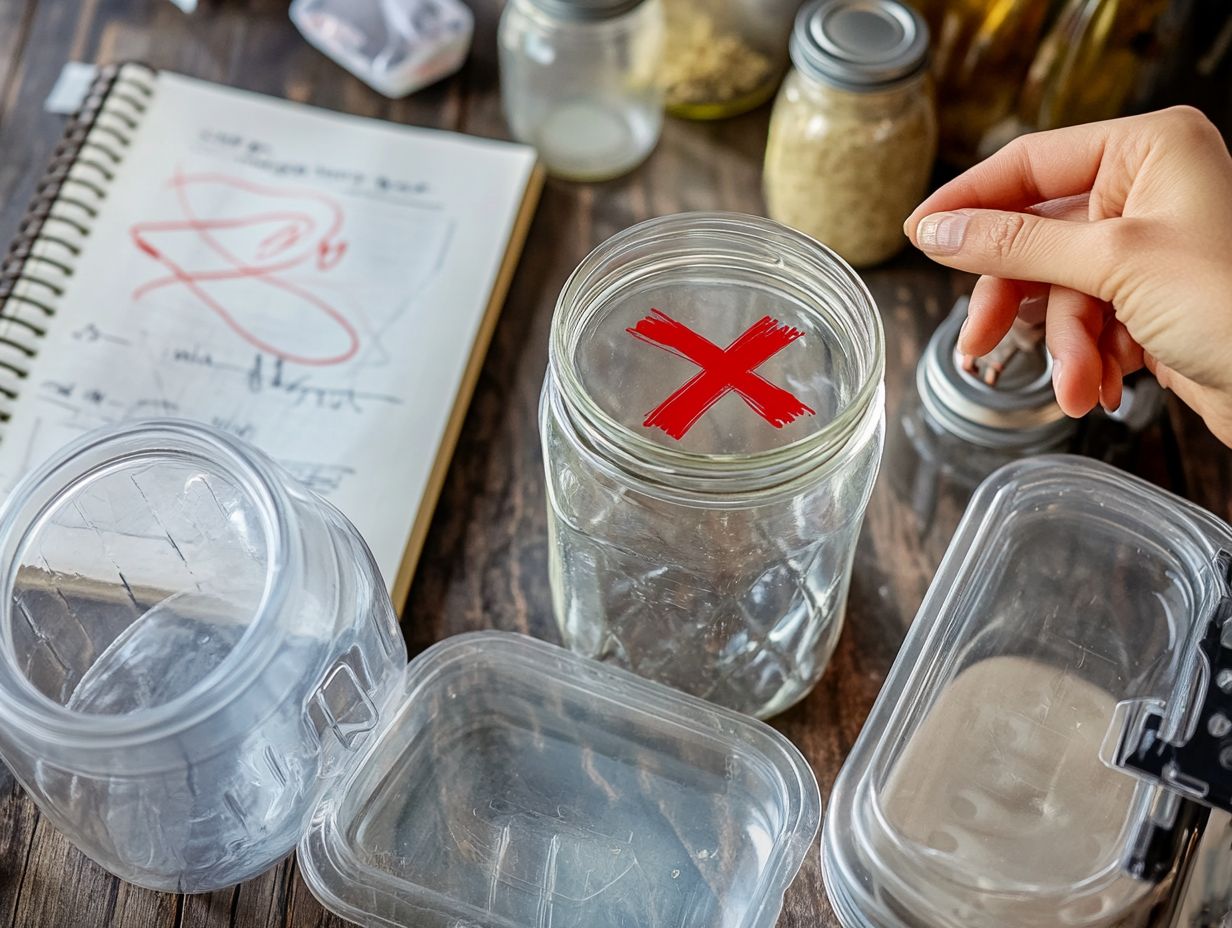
xmin=903 ymin=107 xmax=1232 ymax=448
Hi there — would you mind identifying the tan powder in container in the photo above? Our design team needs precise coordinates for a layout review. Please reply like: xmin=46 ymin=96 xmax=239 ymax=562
xmin=877 ymin=655 xmax=1157 ymax=925
xmin=764 ymin=73 xmax=936 ymax=268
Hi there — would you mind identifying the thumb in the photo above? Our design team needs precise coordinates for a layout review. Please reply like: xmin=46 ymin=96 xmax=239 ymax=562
xmin=908 ymin=209 xmax=1124 ymax=304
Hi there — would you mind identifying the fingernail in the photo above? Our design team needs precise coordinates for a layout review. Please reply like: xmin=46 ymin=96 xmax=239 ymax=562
xmin=1019 ymin=294 xmax=1048 ymax=324
xmin=957 ymin=318 xmax=971 ymax=351
xmin=915 ymin=212 xmax=969 ymax=254
xmin=1051 ymin=355 xmax=1064 ymax=390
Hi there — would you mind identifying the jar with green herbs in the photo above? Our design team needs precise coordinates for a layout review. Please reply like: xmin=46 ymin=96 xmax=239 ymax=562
xmin=764 ymin=0 xmax=936 ymax=268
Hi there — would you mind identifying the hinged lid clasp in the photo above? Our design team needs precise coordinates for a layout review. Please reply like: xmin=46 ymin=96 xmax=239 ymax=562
xmin=1117 ymin=551 xmax=1232 ymax=809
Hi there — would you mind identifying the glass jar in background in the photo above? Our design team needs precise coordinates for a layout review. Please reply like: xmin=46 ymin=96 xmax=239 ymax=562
xmin=910 ymin=0 xmax=1052 ymax=167
xmin=0 ymin=420 xmax=405 ymax=892
xmin=540 ymin=213 xmax=885 ymax=719
xmin=978 ymin=0 xmax=1174 ymax=158
xmin=660 ymin=0 xmax=802 ymax=119
xmin=499 ymin=0 xmax=665 ymax=181
xmin=764 ymin=0 xmax=937 ymax=268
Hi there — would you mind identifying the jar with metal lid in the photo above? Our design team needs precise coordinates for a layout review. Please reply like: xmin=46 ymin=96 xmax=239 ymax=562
xmin=823 ymin=455 xmax=1232 ymax=927
xmin=764 ymin=0 xmax=937 ymax=268
xmin=540 ymin=212 xmax=885 ymax=719
xmin=659 ymin=0 xmax=801 ymax=119
xmin=889 ymin=298 xmax=1165 ymax=552
xmin=499 ymin=0 xmax=665 ymax=181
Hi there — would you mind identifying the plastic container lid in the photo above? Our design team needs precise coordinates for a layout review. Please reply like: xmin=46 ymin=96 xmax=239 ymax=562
xmin=300 ymin=631 xmax=821 ymax=927
xmin=823 ymin=456 xmax=1232 ymax=928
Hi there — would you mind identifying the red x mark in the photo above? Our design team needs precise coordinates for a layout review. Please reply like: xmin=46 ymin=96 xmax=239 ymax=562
xmin=626 ymin=309 xmax=816 ymax=440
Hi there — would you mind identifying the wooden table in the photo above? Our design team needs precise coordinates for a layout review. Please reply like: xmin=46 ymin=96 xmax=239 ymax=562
xmin=0 ymin=2 xmax=1229 ymax=925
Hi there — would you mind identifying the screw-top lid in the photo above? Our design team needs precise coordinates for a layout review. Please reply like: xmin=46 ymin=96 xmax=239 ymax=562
xmin=790 ymin=0 xmax=929 ymax=91
xmin=528 ymin=0 xmax=647 ymax=21
xmin=917 ymin=299 xmax=1074 ymax=451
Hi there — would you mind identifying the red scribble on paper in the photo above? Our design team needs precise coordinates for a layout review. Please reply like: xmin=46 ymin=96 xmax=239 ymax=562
xmin=627 ymin=310 xmax=816 ymax=440
xmin=130 ymin=171 xmax=359 ymax=366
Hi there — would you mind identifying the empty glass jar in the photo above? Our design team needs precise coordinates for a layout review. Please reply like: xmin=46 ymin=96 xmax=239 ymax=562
xmin=540 ymin=212 xmax=885 ymax=718
xmin=0 ymin=420 xmax=405 ymax=892
xmin=499 ymin=0 xmax=665 ymax=181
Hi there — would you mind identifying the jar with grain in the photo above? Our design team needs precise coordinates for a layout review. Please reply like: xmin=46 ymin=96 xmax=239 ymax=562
xmin=499 ymin=0 xmax=665 ymax=181
xmin=764 ymin=0 xmax=936 ymax=268
xmin=660 ymin=0 xmax=801 ymax=119
xmin=540 ymin=213 xmax=885 ymax=719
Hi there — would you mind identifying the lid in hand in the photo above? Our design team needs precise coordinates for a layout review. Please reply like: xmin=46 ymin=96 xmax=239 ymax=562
xmin=916 ymin=297 xmax=1073 ymax=452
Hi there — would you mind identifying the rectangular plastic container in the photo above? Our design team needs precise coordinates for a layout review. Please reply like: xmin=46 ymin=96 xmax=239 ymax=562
xmin=301 ymin=631 xmax=822 ymax=928
xmin=822 ymin=455 xmax=1232 ymax=927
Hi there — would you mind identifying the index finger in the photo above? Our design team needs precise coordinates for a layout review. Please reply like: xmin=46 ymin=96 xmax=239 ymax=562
xmin=906 ymin=119 xmax=1125 ymax=232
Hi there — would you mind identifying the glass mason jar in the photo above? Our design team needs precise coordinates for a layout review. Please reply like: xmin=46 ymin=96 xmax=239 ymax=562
xmin=0 ymin=420 xmax=405 ymax=892
xmin=764 ymin=0 xmax=937 ymax=268
xmin=660 ymin=0 xmax=801 ymax=119
xmin=540 ymin=212 xmax=885 ymax=719
xmin=499 ymin=0 xmax=665 ymax=181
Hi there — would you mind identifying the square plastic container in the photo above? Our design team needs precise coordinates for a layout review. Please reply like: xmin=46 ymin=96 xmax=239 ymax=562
xmin=822 ymin=455 xmax=1232 ymax=928
xmin=300 ymin=631 xmax=821 ymax=928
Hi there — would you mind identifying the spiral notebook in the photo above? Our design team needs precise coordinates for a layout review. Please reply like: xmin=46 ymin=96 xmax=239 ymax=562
xmin=0 ymin=63 xmax=542 ymax=608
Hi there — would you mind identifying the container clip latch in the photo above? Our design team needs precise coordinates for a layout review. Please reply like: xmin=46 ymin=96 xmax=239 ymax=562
xmin=1117 ymin=551 xmax=1232 ymax=813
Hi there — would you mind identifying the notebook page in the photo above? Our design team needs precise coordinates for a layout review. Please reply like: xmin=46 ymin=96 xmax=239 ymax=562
xmin=0 ymin=71 xmax=538 ymax=592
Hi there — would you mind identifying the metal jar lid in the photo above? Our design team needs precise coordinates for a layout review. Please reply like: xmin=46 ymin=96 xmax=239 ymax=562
xmin=528 ymin=0 xmax=647 ymax=21
xmin=917 ymin=299 xmax=1075 ymax=451
xmin=790 ymin=0 xmax=929 ymax=91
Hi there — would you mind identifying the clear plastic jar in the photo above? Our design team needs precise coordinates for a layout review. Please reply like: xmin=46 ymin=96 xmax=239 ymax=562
xmin=660 ymin=0 xmax=799 ymax=119
xmin=540 ymin=212 xmax=885 ymax=718
xmin=0 ymin=420 xmax=405 ymax=892
xmin=499 ymin=0 xmax=665 ymax=181
xmin=764 ymin=0 xmax=937 ymax=268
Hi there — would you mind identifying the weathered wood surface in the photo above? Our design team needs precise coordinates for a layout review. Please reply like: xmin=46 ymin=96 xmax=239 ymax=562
xmin=0 ymin=1 xmax=1229 ymax=925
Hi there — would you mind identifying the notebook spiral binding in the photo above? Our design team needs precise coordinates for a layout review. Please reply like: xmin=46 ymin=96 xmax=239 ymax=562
xmin=0 ymin=62 xmax=156 ymax=429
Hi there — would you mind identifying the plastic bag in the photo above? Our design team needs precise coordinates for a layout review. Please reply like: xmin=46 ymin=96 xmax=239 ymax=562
xmin=291 ymin=0 xmax=473 ymax=98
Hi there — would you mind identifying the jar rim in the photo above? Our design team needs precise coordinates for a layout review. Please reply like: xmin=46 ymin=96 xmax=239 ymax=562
xmin=0 ymin=419 xmax=295 ymax=747
xmin=547 ymin=212 xmax=886 ymax=493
